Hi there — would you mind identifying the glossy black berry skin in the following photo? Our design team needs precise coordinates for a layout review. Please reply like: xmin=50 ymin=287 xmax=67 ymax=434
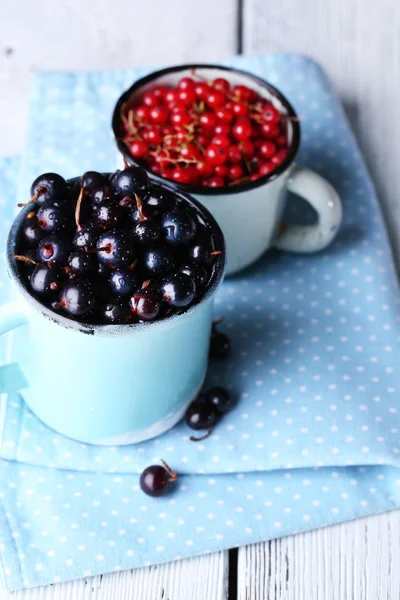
xmin=68 ymin=251 xmax=97 ymax=275
xmin=91 ymin=186 xmax=114 ymax=205
xmin=112 ymin=166 xmax=150 ymax=198
xmin=103 ymin=301 xmax=132 ymax=324
xmin=37 ymin=200 xmax=72 ymax=233
xmin=140 ymin=465 xmax=173 ymax=497
xmin=142 ymin=248 xmax=176 ymax=277
xmin=108 ymin=269 xmax=140 ymax=297
xmin=129 ymin=290 xmax=161 ymax=320
xmin=96 ymin=229 xmax=135 ymax=268
xmin=133 ymin=221 xmax=160 ymax=245
xmin=180 ymin=264 xmax=208 ymax=290
xmin=185 ymin=396 xmax=218 ymax=430
xmin=37 ymin=235 xmax=71 ymax=264
xmin=206 ymin=387 xmax=234 ymax=415
xmin=30 ymin=173 xmax=68 ymax=205
xmin=162 ymin=210 xmax=197 ymax=245
xmin=72 ymin=225 xmax=98 ymax=250
xmin=188 ymin=242 xmax=212 ymax=265
xmin=209 ymin=328 xmax=231 ymax=359
xmin=57 ymin=278 xmax=97 ymax=317
xmin=22 ymin=214 xmax=46 ymax=246
xmin=93 ymin=200 xmax=121 ymax=230
xmin=30 ymin=264 xmax=64 ymax=296
xmin=144 ymin=190 xmax=174 ymax=210
xmin=161 ymin=273 xmax=196 ymax=307
xmin=81 ymin=171 xmax=106 ymax=192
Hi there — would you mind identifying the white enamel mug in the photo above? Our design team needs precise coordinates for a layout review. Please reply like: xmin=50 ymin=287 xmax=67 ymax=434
xmin=112 ymin=64 xmax=343 ymax=276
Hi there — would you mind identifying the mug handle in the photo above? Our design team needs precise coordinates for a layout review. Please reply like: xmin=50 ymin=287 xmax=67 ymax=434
xmin=0 ymin=301 xmax=27 ymax=394
xmin=273 ymin=165 xmax=343 ymax=253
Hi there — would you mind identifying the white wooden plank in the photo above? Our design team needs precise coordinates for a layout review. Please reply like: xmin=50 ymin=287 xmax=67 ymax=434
xmin=243 ymin=0 xmax=400 ymax=266
xmin=238 ymin=512 xmax=400 ymax=599
xmin=242 ymin=3 xmax=400 ymax=598
xmin=0 ymin=551 xmax=228 ymax=600
xmin=0 ymin=0 xmax=238 ymax=157
xmin=0 ymin=1 xmax=235 ymax=597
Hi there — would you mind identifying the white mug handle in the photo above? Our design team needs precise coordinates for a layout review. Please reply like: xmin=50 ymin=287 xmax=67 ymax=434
xmin=273 ymin=165 xmax=343 ymax=253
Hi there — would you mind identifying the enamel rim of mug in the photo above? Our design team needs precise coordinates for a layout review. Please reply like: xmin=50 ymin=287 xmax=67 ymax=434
xmin=6 ymin=177 xmax=225 ymax=336
xmin=112 ymin=63 xmax=301 ymax=196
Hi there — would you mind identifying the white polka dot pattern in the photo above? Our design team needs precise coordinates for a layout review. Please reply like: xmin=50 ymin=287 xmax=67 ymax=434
xmin=1 ymin=54 xmax=400 ymax=590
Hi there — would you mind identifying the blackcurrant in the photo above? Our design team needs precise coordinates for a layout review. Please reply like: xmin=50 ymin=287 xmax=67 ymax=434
xmin=162 ymin=210 xmax=197 ymax=245
xmin=22 ymin=213 xmax=46 ymax=246
xmin=206 ymin=386 xmax=234 ymax=415
xmin=24 ymin=172 xmax=68 ymax=207
xmin=37 ymin=200 xmax=72 ymax=233
xmin=142 ymin=248 xmax=176 ymax=277
xmin=72 ymin=224 xmax=98 ymax=250
xmin=112 ymin=166 xmax=150 ymax=198
xmin=68 ymin=250 xmax=97 ymax=275
xmin=129 ymin=289 xmax=161 ymax=321
xmin=91 ymin=186 xmax=114 ymax=205
xmin=139 ymin=460 xmax=178 ymax=497
xmin=81 ymin=171 xmax=106 ymax=192
xmin=133 ymin=220 xmax=160 ymax=245
xmin=54 ymin=278 xmax=97 ymax=317
xmin=185 ymin=396 xmax=218 ymax=430
xmin=30 ymin=264 xmax=64 ymax=296
xmin=180 ymin=264 xmax=208 ymax=289
xmin=108 ymin=269 xmax=140 ymax=297
xmin=37 ymin=235 xmax=71 ymax=264
xmin=161 ymin=273 xmax=196 ymax=307
xmin=94 ymin=229 xmax=135 ymax=268
xmin=103 ymin=301 xmax=132 ymax=324
xmin=92 ymin=200 xmax=121 ymax=229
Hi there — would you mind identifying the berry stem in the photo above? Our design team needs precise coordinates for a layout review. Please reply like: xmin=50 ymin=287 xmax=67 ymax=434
xmin=17 ymin=185 xmax=47 ymax=208
xmin=13 ymin=254 xmax=39 ymax=266
xmin=31 ymin=219 xmax=45 ymax=230
xmin=190 ymin=428 xmax=212 ymax=442
xmin=160 ymin=460 xmax=178 ymax=482
xmin=189 ymin=68 xmax=212 ymax=86
xmin=52 ymin=300 xmax=66 ymax=310
xmin=128 ymin=110 xmax=137 ymax=134
xmin=128 ymin=259 xmax=138 ymax=271
xmin=75 ymin=186 xmax=85 ymax=230
xmin=135 ymin=194 xmax=147 ymax=221
xmin=85 ymin=245 xmax=111 ymax=254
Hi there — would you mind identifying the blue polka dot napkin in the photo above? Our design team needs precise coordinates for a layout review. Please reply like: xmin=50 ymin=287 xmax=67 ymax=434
xmin=2 ymin=54 xmax=400 ymax=591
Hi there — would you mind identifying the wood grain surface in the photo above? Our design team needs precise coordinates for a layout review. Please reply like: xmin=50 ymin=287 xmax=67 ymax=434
xmin=1 ymin=1 xmax=400 ymax=598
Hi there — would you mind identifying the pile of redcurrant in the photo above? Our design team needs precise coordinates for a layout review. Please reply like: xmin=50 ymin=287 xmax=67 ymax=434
xmin=118 ymin=72 xmax=290 ymax=188
xmin=13 ymin=166 xmax=222 ymax=325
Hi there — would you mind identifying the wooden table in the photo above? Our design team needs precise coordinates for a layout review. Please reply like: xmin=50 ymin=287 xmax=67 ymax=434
xmin=1 ymin=1 xmax=400 ymax=598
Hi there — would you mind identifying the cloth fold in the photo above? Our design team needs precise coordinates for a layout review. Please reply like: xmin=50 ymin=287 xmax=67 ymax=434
xmin=1 ymin=54 xmax=400 ymax=590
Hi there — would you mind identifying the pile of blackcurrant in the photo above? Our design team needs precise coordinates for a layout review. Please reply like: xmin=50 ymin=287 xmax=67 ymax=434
xmin=13 ymin=166 xmax=223 ymax=325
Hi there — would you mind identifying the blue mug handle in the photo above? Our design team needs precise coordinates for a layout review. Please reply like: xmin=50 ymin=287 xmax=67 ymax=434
xmin=0 ymin=301 xmax=27 ymax=394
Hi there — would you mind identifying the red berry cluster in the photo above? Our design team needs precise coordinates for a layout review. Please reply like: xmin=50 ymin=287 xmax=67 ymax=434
xmin=118 ymin=73 xmax=291 ymax=189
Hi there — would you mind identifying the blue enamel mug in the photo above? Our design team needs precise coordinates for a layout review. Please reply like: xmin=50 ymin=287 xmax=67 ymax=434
xmin=0 ymin=180 xmax=225 ymax=445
